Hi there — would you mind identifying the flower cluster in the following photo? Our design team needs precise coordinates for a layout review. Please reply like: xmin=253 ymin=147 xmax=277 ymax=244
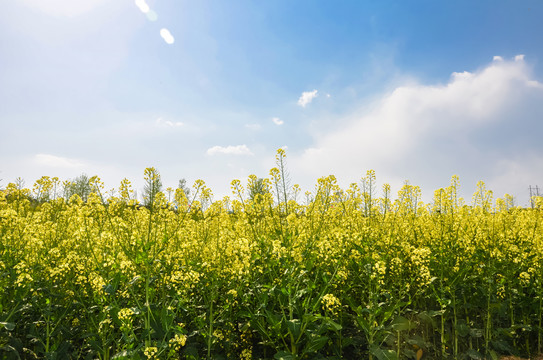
xmin=169 ymin=333 xmax=187 ymax=352
xmin=1 ymin=161 xmax=543 ymax=359
xmin=322 ymin=293 xmax=342 ymax=316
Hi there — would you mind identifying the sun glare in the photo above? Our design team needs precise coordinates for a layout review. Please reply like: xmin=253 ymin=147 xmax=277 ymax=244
xmin=20 ymin=0 xmax=109 ymax=17
xmin=134 ymin=0 xmax=150 ymax=14
xmin=160 ymin=28 xmax=175 ymax=45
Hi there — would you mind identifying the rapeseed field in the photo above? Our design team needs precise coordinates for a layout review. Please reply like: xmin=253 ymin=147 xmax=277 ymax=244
xmin=1 ymin=151 xmax=542 ymax=359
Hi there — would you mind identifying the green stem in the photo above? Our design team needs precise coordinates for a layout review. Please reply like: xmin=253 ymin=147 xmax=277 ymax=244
xmin=45 ymin=312 xmax=50 ymax=353
xmin=397 ymin=330 xmax=401 ymax=359
xmin=148 ymin=288 xmax=152 ymax=344
xmin=289 ymin=285 xmax=297 ymax=356
xmin=510 ymin=290 xmax=516 ymax=349
xmin=207 ymin=298 xmax=214 ymax=360
xmin=453 ymin=294 xmax=458 ymax=358
xmin=441 ymin=309 xmax=446 ymax=358
xmin=539 ymin=294 xmax=542 ymax=355
xmin=464 ymin=293 xmax=473 ymax=351
xmin=485 ymin=284 xmax=492 ymax=356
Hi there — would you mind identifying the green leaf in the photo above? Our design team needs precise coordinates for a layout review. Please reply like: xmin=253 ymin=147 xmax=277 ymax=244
xmin=251 ymin=318 xmax=268 ymax=335
xmin=356 ymin=316 xmax=371 ymax=333
xmin=302 ymin=313 xmax=317 ymax=324
xmin=417 ymin=311 xmax=437 ymax=328
xmin=406 ymin=335 xmax=429 ymax=350
xmin=370 ymin=345 xmax=399 ymax=360
xmin=489 ymin=350 xmax=498 ymax=360
xmin=427 ymin=310 xmax=445 ymax=317
xmin=0 ymin=322 xmax=15 ymax=331
xmin=274 ymin=351 xmax=295 ymax=360
xmin=455 ymin=321 xmax=470 ymax=337
xmin=304 ymin=336 xmax=329 ymax=354
xmin=281 ymin=287 xmax=288 ymax=296
xmin=342 ymin=337 xmax=354 ymax=348
xmin=287 ymin=319 xmax=301 ymax=339
xmin=466 ymin=349 xmax=483 ymax=359
xmin=265 ymin=311 xmax=282 ymax=330
xmin=382 ymin=309 xmax=395 ymax=323
xmin=104 ymin=283 xmax=115 ymax=295
xmin=324 ymin=318 xmax=342 ymax=332
xmin=391 ymin=316 xmax=413 ymax=331
xmin=239 ymin=322 xmax=250 ymax=332
xmin=111 ymin=349 xmax=135 ymax=359
xmin=469 ymin=328 xmax=483 ymax=338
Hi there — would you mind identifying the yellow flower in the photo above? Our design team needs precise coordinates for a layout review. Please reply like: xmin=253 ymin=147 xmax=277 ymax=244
xmin=169 ymin=333 xmax=187 ymax=351
xmin=118 ymin=308 xmax=134 ymax=322
xmin=143 ymin=346 xmax=158 ymax=359
xmin=322 ymin=293 xmax=341 ymax=315
xmin=519 ymin=272 xmax=530 ymax=286
xmin=240 ymin=348 xmax=252 ymax=360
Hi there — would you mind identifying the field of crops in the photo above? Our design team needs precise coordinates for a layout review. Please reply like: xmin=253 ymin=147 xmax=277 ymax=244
xmin=1 ymin=153 xmax=543 ymax=359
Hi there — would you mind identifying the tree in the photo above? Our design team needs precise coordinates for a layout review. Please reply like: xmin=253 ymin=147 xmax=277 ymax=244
xmin=15 ymin=177 xmax=25 ymax=190
xmin=248 ymin=177 xmax=269 ymax=202
xmin=143 ymin=167 xmax=163 ymax=211
xmin=64 ymin=174 xmax=92 ymax=202
xmin=178 ymin=178 xmax=191 ymax=198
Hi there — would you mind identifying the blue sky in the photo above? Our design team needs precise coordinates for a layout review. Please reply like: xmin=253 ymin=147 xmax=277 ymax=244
xmin=1 ymin=0 xmax=543 ymax=205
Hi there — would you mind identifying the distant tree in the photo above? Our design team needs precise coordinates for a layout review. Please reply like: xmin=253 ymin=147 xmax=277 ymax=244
xmin=178 ymin=178 xmax=191 ymax=198
xmin=15 ymin=177 xmax=25 ymax=191
xmin=64 ymin=174 xmax=92 ymax=202
xmin=143 ymin=167 xmax=163 ymax=211
xmin=248 ymin=177 xmax=268 ymax=202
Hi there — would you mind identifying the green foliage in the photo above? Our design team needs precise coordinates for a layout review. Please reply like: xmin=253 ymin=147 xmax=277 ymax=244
xmin=248 ymin=177 xmax=269 ymax=202
xmin=64 ymin=173 xmax=93 ymax=202
xmin=142 ymin=167 xmax=163 ymax=211
xmin=1 ymin=158 xmax=543 ymax=359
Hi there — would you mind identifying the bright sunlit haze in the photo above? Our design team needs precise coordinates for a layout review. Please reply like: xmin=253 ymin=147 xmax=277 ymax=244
xmin=1 ymin=0 xmax=543 ymax=206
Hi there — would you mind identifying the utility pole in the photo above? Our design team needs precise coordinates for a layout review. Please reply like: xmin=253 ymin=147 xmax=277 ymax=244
xmin=529 ymin=185 xmax=541 ymax=208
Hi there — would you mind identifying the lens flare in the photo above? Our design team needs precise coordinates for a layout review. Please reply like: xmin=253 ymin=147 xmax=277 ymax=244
xmin=160 ymin=28 xmax=175 ymax=44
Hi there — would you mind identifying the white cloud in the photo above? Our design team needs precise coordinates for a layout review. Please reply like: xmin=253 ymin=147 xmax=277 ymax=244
xmin=515 ymin=54 xmax=525 ymax=61
xmin=134 ymin=0 xmax=150 ymax=13
xmin=527 ymin=80 xmax=543 ymax=89
xmin=297 ymin=90 xmax=318 ymax=107
xmin=156 ymin=117 xmax=183 ymax=127
xmin=272 ymin=117 xmax=284 ymax=125
xmin=291 ymin=56 xmax=543 ymax=203
xmin=160 ymin=28 xmax=175 ymax=45
xmin=35 ymin=154 xmax=85 ymax=168
xmin=207 ymin=145 xmax=254 ymax=156
xmin=491 ymin=154 xmax=543 ymax=206
xmin=493 ymin=56 xmax=504 ymax=61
